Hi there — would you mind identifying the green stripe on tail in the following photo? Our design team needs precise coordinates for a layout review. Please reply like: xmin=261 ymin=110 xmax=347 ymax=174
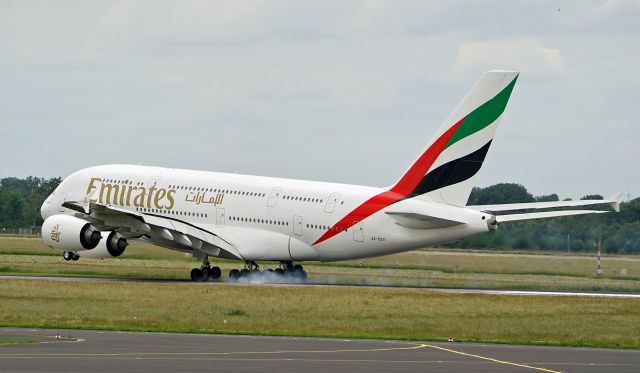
xmin=445 ymin=75 xmax=518 ymax=149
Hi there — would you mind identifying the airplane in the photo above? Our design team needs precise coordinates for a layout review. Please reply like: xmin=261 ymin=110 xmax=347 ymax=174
xmin=39 ymin=70 xmax=619 ymax=282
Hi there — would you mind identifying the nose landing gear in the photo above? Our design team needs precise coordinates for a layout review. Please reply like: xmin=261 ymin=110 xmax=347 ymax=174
xmin=63 ymin=251 xmax=79 ymax=261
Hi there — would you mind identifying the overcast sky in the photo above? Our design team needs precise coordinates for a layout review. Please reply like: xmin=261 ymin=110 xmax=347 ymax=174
xmin=1 ymin=1 xmax=638 ymax=200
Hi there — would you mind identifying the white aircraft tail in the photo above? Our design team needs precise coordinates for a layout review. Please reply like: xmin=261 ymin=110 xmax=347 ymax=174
xmin=388 ymin=70 xmax=519 ymax=206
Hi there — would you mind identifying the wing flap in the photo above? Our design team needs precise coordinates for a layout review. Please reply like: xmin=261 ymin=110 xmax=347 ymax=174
xmin=78 ymin=202 xmax=241 ymax=260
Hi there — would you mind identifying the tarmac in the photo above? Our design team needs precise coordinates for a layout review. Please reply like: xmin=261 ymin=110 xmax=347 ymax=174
xmin=1 ymin=328 xmax=639 ymax=373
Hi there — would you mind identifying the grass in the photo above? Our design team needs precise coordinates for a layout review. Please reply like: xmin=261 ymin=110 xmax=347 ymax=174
xmin=337 ymin=250 xmax=640 ymax=278
xmin=0 ymin=338 xmax=37 ymax=345
xmin=0 ymin=278 xmax=638 ymax=349
xmin=2 ymin=236 xmax=640 ymax=349
xmin=1 ymin=237 xmax=640 ymax=292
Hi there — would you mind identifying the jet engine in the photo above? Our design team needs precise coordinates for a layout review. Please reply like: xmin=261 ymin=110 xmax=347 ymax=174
xmin=41 ymin=215 xmax=102 ymax=252
xmin=79 ymin=231 xmax=128 ymax=259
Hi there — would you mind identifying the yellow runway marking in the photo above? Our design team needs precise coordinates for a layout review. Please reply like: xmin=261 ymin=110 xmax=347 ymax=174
xmin=0 ymin=343 xmax=427 ymax=357
xmin=423 ymin=344 xmax=562 ymax=373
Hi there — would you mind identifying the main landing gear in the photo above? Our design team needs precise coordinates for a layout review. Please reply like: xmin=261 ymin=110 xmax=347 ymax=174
xmin=190 ymin=257 xmax=222 ymax=282
xmin=228 ymin=261 xmax=307 ymax=283
xmin=63 ymin=251 xmax=79 ymax=261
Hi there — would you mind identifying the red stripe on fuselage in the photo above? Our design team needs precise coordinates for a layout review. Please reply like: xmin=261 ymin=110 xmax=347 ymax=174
xmin=313 ymin=118 xmax=464 ymax=245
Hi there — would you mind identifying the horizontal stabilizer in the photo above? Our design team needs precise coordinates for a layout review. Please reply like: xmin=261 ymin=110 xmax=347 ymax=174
xmin=496 ymin=210 xmax=607 ymax=223
xmin=385 ymin=211 xmax=465 ymax=229
xmin=469 ymin=195 xmax=620 ymax=213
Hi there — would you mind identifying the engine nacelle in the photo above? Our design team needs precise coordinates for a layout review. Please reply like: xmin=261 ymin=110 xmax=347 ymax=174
xmin=41 ymin=215 xmax=102 ymax=252
xmin=79 ymin=231 xmax=128 ymax=259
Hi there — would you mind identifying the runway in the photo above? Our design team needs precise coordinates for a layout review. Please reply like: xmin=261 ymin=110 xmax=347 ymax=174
xmin=2 ymin=274 xmax=640 ymax=298
xmin=1 ymin=328 xmax=638 ymax=373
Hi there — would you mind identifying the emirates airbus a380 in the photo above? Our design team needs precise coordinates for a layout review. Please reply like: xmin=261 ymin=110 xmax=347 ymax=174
xmin=39 ymin=71 xmax=619 ymax=282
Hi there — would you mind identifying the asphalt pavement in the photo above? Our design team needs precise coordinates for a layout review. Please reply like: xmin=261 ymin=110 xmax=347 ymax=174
xmin=1 ymin=328 xmax=638 ymax=373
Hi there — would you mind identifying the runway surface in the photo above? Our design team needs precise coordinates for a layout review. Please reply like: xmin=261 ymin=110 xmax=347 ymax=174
xmin=1 ymin=328 xmax=638 ymax=373
xmin=2 ymin=274 xmax=640 ymax=298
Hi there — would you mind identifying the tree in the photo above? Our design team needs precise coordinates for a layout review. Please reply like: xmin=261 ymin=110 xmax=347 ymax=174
xmin=581 ymin=194 xmax=604 ymax=200
xmin=535 ymin=194 xmax=559 ymax=202
xmin=0 ymin=177 xmax=61 ymax=229
xmin=467 ymin=183 xmax=535 ymax=205
xmin=0 ymin=190 xmax=25 ymax=228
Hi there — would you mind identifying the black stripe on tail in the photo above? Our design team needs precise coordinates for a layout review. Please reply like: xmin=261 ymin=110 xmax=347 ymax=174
xmin=407 ymin=140 xmax=492 ymax=198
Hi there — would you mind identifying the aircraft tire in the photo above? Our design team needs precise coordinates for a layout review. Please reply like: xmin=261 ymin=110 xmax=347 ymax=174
xmin=210 ymin=266 xmax=222 ymax=279
xmin=294 ymin=269 xmax=307 ymax=281
xmin=190 ymin=268 xmax=203 ymax=282
xmin=229 ymin=269 xmax=240 ymax=282
xmin=201 ymin=267 xmax=211 ymax=281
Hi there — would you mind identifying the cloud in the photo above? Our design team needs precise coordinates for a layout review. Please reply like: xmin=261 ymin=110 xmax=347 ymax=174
xmin=454 ymin=40 xmax=566 ymax=76
xmin=0 ymin=1 xmax=638 ymax=198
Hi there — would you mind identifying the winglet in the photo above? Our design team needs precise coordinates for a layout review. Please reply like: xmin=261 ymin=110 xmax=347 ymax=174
xmin=609 ymin=192 xmax=623 ymax=212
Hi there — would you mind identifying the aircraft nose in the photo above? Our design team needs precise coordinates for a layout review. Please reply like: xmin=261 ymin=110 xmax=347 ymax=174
xmin=41 ymin=194 xmax=53 ymax=220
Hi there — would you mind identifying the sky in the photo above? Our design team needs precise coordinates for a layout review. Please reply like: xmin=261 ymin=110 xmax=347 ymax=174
xmin=0 ymin=0 xmax=638 ymax=200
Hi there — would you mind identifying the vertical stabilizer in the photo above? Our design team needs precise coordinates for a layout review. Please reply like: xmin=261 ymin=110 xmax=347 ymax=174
xmin=390 ymin=70 xmax=519 ymax=206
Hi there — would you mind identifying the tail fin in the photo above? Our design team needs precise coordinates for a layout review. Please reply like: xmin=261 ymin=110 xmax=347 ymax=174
xmin=390 ymin=70 xmax=519 ymax=206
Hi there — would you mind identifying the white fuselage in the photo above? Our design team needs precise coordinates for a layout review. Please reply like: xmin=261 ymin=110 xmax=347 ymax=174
xmin=41 ymin=164 xmax=492 ymax=262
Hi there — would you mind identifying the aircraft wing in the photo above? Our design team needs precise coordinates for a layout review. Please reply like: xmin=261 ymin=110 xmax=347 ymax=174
xmin=63 ymin=201 xmax=241 ymax=260
xmin=468 ymin=192 xmax=621 ymax=213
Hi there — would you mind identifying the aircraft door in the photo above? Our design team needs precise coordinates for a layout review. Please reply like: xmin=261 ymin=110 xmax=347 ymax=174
xmin=267 ymin=187 xmax=283 ymax=207
xmin=216 ymin=208 xmax=225 ymax=227
xmin=293 ymin=215 xmax=303 ymax=236
xmin=353 ymin=222 xmax=364 ymax=242
xmin=324 ymin=193 xmax=340 ymax=213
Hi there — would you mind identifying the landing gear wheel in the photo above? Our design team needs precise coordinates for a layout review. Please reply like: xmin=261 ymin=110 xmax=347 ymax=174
xmin=293 ymin=268 xmax=306 ymax=280
xmin=290 ymin=264 xmax=306 ymax=280
xmin=190 ymin=268 xmax=204 ymax=282
xmin=296 ymin=270 xmax=307 ymax=280
xmin=62 ymin=251 xmax=80 ymax=262
xmin=229 ymin=269 xmax=240 ymax=282
xmin=201 ymin=267 xmax=211 ymax=281
xmin=240 ymin=268 xmax=249 ymax=277
xmin=210 ymin=266 xmax=222 ymax=279
xmin=192 ymin=256 xmax=223 ymax=282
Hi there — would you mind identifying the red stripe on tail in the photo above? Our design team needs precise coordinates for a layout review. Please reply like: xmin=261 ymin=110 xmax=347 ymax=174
xmin=313 ymin=117 xmax=464 ymax=245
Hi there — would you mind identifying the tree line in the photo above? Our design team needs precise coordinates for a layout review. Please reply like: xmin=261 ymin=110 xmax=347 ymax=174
xmin=0 ymin=177 xmax=61 ymax=230
xmin=0 ymin=177 xmax=638 ymax=254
